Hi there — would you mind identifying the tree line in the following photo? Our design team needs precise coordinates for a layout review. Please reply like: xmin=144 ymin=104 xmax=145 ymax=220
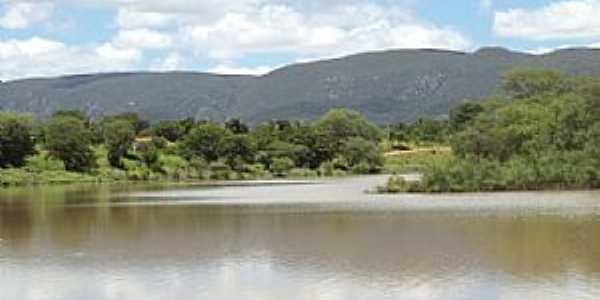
xmin=0 ymin=108 xmax=385 ymax=183
xmin=384 ymin=69 xmax=600 ymax=192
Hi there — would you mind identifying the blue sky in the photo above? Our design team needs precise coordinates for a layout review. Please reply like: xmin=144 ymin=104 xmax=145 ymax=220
xmin=0 ymin=0 xmax=599 ymax=80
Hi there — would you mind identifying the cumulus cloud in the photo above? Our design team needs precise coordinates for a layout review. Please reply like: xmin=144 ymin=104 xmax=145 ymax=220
xmin=0 ymin=0 xmax=472 ymax=80
xmin=181 ymin=3 xmax=470 ymax=60
xmin=0 ymin=37 xmax=141 ymax=79
xmin=0 ymin=1 xmax=54 ymax=29
xmin=208 ymin=64 xmax=278 ymax=76
xmin=113 ymin=29 xmax=173 ymax=49
xmin=116 ymin=9 xmax=175 ymax=29
xmin=150 ymin=52 xmax=183 ymax=71
xmin=494 ymin=0 xmax=600 ymax=40
xmin=525 ymin=42 xmax=600 ymax=54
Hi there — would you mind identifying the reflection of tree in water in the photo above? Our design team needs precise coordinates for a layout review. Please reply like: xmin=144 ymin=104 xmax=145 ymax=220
xmin=2 ymin=186 xmax=600 ymax=293
xmin=0 ymin=200 xmax=33 ymax=251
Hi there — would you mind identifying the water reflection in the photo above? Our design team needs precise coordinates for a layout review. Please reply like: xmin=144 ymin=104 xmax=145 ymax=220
xmin=1 ymin=178 xmax=600 ymax=299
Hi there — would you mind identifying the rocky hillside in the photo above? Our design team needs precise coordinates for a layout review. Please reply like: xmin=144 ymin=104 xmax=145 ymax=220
xmin=2 ymin=47 xmax=600 ymax=124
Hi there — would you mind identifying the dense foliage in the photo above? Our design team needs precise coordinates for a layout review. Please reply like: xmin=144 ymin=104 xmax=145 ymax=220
xmin=0 ymin=113 xmax=36 ymax=168
xmin=389 ymin=70 xmax=600 ymax=192
xmin=1 ymin=108 xmax=385 ymax=185
xmin=45 ymin=116 xmax=96 ymax=172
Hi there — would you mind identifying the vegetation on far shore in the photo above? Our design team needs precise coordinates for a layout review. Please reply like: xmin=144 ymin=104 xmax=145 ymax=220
xmin=1 ymin=108 xmax=390 ymax=187
xmin=5 ymin=68 xmax=599 ymax=194
xmin=381 ymin=70 xmax=600 ymax=193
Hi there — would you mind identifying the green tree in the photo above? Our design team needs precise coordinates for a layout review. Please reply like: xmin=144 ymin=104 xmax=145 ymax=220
xmin=103 ymin=120 xmax=136 ymax=168
xmin=181 ymin=123 xmax=230 ymax=162
xmin=313 ymin=109 xmax=383 ymax=160
xmin=502 ymin=69 xmax=570 ymax=99
xmin=45 ymin=116 xmax=95 ymax=172
xmin=340 ymin=137 xmax=384 ymax=172
xmin=103 ymin=112 xmax=149 ymax=134
xmin=0 ymin=113 xmax=36 ymax=168
xmin=225 ymin=118 xmax=249 ymax=135
xmin=152 ymin=120 xmax=186 ymax=142
xmin=136 ymin=141 xmax=160 ymax=168
xmin=449 ymin=102 xmax=484 ymax=131
xmin=52 ymin=110 xmax=90 ymax=124
xmin=270 ymin=157 xmax=295 ymax=177
xmin=220 ymin=134 xmax=256 ymax=170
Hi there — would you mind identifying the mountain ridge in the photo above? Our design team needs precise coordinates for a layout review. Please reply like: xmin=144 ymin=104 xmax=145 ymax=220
xmin=2 ymin=47 xmax=600 ymax=124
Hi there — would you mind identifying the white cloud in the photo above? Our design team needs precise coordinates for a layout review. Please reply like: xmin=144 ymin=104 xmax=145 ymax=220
xmin=0 ymin=37 xmax=141 ymax=80
xmin=524 ymin=42 xmax=600 ymax=54
xmin=494 ymin=0 xmax=600 ymax=40
xmin=95 ymin=43 xmax=141 ymax=62
xmin=181 ymin=3 xmax=470 ymax=60
xmin=116 ymin=8 xmax=174 ymax=29
xmin=151 ymin=52 xmax=183 ymax=71
xmin=114 ymin=29 xmax=173 ymax=49
xmin=208 ymin=64 xmax=278 ymax=76
xmin=0 ymin=0 xmax=472 ymax=79
xmin=0 ymin=1 xmax=54 ymax=29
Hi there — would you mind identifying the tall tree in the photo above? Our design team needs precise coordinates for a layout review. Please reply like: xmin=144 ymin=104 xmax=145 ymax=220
xmin=103 ymin=120 xmax=136 ymax=168
xmin=0 ymin=113 xmax=36 ymax=168
xmin=45 ymin=116 xmax=95 ymax=172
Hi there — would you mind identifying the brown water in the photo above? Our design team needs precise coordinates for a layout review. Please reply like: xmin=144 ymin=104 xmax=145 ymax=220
xmin=1 ymin=176 xmax=600 ymax=300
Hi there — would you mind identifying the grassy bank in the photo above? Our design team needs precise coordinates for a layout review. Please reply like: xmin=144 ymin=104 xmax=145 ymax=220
xmin=0 ymin=148 xmax=355 ymax=187
xmin=383 ymin=146 xmax=452 ymax=174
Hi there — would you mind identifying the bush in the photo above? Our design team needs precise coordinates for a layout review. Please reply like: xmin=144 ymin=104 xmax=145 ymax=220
xmin=377 ymin=176 xmax=411 ymax=193
xmin=319 ymin=161 xmax=335 ymax=177
xmin=136 ymin=141 xmax=160 ymax=168
xmin=25 ymin=155 xmax=65 ymax=172
xmin=103 ymin=120 xmax=136 ymax=168
xmin=0 ymin=112 xmax=36 ymax=168
xmin=209 ymin=161 xmax=233 ymax=180
xmin=45 ymin=116 xmax=96 ymax=172
xmin=151 ymin=136 xmax=169 ymax=149
xmin=288 ymin=168 xmax=319 ymax=178
xmin=270 ymin=157 xmax=295 ymax=177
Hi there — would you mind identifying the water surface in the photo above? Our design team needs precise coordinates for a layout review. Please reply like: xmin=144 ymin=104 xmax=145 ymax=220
xmin=1 ymin=176 xmax=600 ymax=299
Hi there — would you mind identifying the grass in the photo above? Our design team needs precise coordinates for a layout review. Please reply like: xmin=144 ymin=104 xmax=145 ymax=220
xmin=384 ymin=146 xmax=452 ymax=174
xmin=1 ymin=147 xmax=353 ymax=187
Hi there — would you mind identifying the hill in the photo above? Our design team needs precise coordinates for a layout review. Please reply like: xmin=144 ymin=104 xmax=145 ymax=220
xmin=2 ymin=47 xmax=600 ymax=124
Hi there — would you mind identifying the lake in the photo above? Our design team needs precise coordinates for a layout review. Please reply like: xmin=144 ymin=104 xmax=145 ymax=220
xmin=1 ymin=176 xmax=600 ymax=300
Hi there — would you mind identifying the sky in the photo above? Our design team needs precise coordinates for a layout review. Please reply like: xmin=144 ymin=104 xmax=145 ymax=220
xmin=0 ymin=0 xmax=599 ymax=80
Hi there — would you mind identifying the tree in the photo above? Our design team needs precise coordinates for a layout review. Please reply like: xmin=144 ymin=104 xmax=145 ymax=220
xmin=102 ymin=112 xmax=149 ymax=134
xmin=225 ymin=118 xmax=249 ymax=135
xmin=52 ymin=110 xmax=90 ymax=125
xmin=0 ymin=113 xmax=36 ymax=168
xmin=152 ymin=120 xmax=185 ymax=142
xmin=270 ymin=157 xmax=295 ymax=177
xmin=136 ymin=141 xmax=159 ymax=168
xmin=340 ymin=137 xmax=384 ymax=171
xmin=502 ymin=69 xmax=570 ymax=99
xmin=220 ymin=134 xmax=256 ymax=169
xmin=45 ymin=116 xmax=95 ymax=172
xmin=313 ymin=109 xmax=383 ymax=159
xmin=103 ymin=120 xmax=136 ymax=168
xmin=409 ymin=119 xmax=449 ymax=143
xmin=449 ymin=102 xmax=484 ymax=131
xmin=181 ymin=123 xmax=230 ymax=162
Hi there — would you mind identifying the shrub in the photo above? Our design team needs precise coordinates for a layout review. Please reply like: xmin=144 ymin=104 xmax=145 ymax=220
xmin=45 ymin=116 xmax=95 ymax=172
xmin=270 ymin=157 xmax=295 ymax=177
xmin=0 ymin=113 xmax=36 ymax=168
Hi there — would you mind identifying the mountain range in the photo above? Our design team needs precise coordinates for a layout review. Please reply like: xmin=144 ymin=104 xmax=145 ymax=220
xmin=2 ymin=47 xmax=600 ymax=124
